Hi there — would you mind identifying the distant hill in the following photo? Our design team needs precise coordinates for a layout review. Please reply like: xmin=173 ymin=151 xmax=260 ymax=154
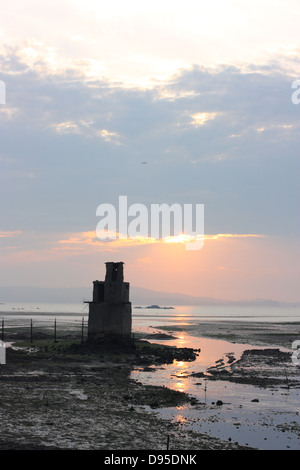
xmin=130 ymin=286 xmax=300 ymax=308
xmin=0 ymin=285 xmax=299 ymax=308
xmin=131 ymin=286 xmax=224 ymax=306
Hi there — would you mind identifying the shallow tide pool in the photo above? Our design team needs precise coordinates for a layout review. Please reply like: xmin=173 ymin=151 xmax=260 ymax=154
xmin=131 ymin=332 xmax=300 ymax=450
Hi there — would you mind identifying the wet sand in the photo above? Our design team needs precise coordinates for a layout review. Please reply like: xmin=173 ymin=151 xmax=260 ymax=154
xmin=154 ymin=319 xmax=300 ymax=350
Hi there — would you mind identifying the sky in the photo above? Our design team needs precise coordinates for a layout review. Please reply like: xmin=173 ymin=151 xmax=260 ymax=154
xmin=0 ymin=0 xmax=299 ymax=302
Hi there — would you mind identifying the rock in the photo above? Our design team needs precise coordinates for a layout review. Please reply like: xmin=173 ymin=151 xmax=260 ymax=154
xmin=216 ymin=400 xmax=223 ymax=406
xmin=190 ymin=371 xmax=205 ymax=378
xmin=251 ymin=398 xmax=259 ymax=402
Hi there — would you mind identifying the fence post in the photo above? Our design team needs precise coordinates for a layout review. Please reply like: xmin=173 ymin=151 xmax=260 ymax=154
xmin=54 ymin=318 xmax=57 ymax=343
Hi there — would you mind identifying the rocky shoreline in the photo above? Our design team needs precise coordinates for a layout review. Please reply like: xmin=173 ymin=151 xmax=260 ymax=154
xmin=0 ymin=336 xmax=251 ymax=450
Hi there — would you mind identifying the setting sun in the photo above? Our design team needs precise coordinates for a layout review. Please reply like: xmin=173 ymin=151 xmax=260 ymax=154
xmin=163 ymin=233 xmax=198 ymax=244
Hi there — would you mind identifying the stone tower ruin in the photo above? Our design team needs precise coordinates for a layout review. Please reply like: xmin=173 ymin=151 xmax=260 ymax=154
xmin=87 ymin=262 xmax=132 ymax=341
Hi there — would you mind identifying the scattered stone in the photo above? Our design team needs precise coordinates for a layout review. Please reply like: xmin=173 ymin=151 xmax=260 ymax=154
xmin=190 ymin=371 xmax=206 ymax=378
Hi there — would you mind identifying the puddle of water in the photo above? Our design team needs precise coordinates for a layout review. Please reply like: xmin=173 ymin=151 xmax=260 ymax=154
xmin=69 ymin=390 xmax=88 ymax=401
xmin=132 ymin=333 xmax=258 ymax=394
xmin=132 ymin=332 xmax=300 ymax=450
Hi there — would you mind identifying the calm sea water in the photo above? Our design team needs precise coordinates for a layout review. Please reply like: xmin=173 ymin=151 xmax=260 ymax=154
xmin=0 ymin=302 xmax=299 ymax=327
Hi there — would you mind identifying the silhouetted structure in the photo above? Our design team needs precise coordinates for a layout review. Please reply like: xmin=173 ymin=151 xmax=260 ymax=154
xmin=87 ymin=262 xmax=132 ymax=341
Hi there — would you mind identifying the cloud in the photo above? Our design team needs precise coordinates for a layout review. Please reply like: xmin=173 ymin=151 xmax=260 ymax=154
xmin=0 ymin=230 xmax=22 ymax=238
xmin=0 ymin=228 xmax=267 ymax=267
xmin=52 ymin=121 xmax=80 ymax=134
xmin=0 ymin=3 xmax=299 ymax=301
xmin=2 ymin=1 xmax=300 ymax=85
xmin=190 ymin=112 xmax=219 ymax=127
xmin=0 ymin=43 xmax=299 ymax=241
xmin=97 ymin=129 xmax=121 ymax=144
xmin=57 ymin=230 xmax=266 ymax=253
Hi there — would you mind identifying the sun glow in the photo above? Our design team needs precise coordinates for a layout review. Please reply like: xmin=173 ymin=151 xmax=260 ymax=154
xmin=163 ymin=232 xmax=264 ymax=245
xmin=163 ymin=233 xmax=199 ymax=244
xmin=57 ymin=231 xmax=265 ymax=254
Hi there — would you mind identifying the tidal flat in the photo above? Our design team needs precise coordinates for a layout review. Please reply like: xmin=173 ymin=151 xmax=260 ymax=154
xmin=0 ymin=336 xmax=249 ymax=450
xmin=137 ymin=321 xmax=300 ymax=450
xmin=0 ymin=319 xmax=299 ymax=450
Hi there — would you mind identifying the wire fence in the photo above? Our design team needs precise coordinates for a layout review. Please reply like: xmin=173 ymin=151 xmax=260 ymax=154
xmin=1 ymin=316 xmax=87 ymax=343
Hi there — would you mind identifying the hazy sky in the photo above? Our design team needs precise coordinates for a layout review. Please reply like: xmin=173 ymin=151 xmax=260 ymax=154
xmin=0 ymin=0 xmax=299 ymax=301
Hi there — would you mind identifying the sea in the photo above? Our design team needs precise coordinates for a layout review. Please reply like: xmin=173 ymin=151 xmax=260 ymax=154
xmin=0 ymin=301 xmax=298 ymax=340
xmin=0 ymin=301 xmax=299 ymax=325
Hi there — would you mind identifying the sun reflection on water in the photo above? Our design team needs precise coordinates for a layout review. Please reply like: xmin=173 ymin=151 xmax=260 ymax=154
xmin=174 ymin=381 xmax=185 ymax=393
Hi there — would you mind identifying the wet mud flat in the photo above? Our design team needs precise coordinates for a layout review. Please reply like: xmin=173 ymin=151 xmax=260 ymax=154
xmin=207 ymin=347 xmax=300 ymax=389
xmin=160 ymin=320 xmax=300 ymax=350
xmin=0 ymin=338 xmax=250 ymax=450
xmin=183 ymin=348 xmax=300 ymax=449
xmin=149 ymin=321 xmax=300 ymax=449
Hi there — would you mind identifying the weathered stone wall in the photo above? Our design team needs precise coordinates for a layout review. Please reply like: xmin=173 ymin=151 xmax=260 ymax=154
xmin=88 ymin=262 xmax=132 ymax=341
xmin=88 ymin=302 xmax=132 ymax=339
